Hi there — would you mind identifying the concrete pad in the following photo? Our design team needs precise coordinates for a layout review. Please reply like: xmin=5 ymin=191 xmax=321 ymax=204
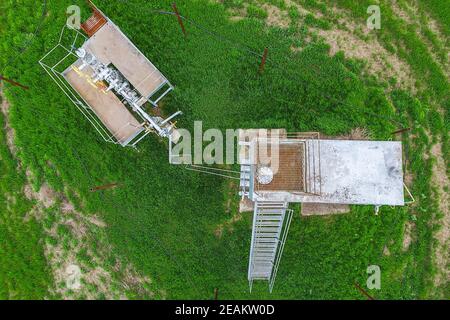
xmin=301 ymin=203 xmax=350 ymax=216
xmin=254 ymin=140 xmax=405 ymax=206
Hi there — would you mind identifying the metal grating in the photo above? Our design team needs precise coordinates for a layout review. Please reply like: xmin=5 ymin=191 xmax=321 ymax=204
xmin=81 ymin=9 xmax=107 ymax=37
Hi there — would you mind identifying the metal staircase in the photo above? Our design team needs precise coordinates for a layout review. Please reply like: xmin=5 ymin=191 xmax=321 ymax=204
xmin=248 ymin=201 xmax=294 ymax=292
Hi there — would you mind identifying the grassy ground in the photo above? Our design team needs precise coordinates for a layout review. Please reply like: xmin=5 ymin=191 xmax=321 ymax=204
xmin=0 ymin=104 xmax=52 ymax=299
xmin=0 ymin=0 xmax=447 ymax=299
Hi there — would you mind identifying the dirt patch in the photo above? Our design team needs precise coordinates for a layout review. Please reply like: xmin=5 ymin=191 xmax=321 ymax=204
xmin=301 ymin=203 xmax=350 ymax=216
xmin=65 ymin=264 xmax=82 ymax=290
xmin=45 ymin=200 xmax=157 ymax=299
xmin=221 ymin=1 xmax=297 ymax=27
xmin=239 ymin=197 xmax=254 ymax=213
xmin=37 ymin=184 xmax=58 ymax=208
xmin=391 ymin=0 xmax=416 ymax=26
xmin=120 ymin=263 xmax=155 ymax=298
xmin=346 ymin=127 xmax=371 ymax=140
xmin=15 ymin=163 xmax=156 ymax=299
xmin=0 ymin=86 xmax=18 ymax=157
xmin=262 ymin=4 xmax=290 ymax=29
xmin=61 ymin=200 xmax=76 ymax=213
xmin=23 ymin=182 xmax=59 ymax=208
xmin=227 ymin=7 xmax=247 ymax=22
xmin=430 ymin=141 xmax=449 ymax=289
xmin=284 ymin=0 xmax=318 ymax=17
xmin=391 ymin=0 xmax=449 ymax=80
xmin=315 ymin=27 xmax=416 ymax=92
xmin=402 ymin=220 xmax=415 ymax=251
xmin=322 ymin=127 xmax=371 ymax=141
xmin=214 ymin=212 xmax=243 ymax=238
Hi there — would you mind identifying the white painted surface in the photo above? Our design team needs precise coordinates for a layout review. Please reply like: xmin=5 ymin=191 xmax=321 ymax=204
xmin=254 ymin=140 xmax=405 ymax=206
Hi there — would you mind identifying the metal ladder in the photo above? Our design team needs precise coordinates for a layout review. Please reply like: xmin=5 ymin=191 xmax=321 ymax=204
xmin=239 ymin=140 xmax=252 ymax=198
xmin=248 ymin=201 xmax=294 ymax=292
xmin=239 ymin=162 xmax=251 ymax=198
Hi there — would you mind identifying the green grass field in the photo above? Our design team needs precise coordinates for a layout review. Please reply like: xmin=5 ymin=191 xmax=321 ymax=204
xmin=0 ymin=0 xmax=448 ymax=299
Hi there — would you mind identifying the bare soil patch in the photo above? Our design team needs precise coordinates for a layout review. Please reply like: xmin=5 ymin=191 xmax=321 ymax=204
xmin=430 ymin=141 xmax=449 ymax=289
xmin=239 ymin=197 xmax=254 ymax=213
xmin=321 ymin=127 xmax=371 ymax=141
xmin=402 ymin=220 xmax=415 ymax=251
xmin=0 ymin=86 xmax=18 ymax=156
xmin=214 ymin=212 xmax=243 ymax=238
xmin=391 ymin=0 xmax=449 ymax=80
xmin=262 ymin=4 xmax=290 ymax=29
xmin=314 ymin=28 xmax=416 ymax=92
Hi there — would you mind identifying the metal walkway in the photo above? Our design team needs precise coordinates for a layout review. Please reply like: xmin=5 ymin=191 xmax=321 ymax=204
xmin=248 ymin=200 xmax=294 ymax=292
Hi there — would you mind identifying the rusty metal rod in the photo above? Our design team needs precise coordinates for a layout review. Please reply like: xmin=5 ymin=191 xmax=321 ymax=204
xmin=90 ymin=183 xmax=120 ymax=192
xmin=391 ymin=127 xmax=411 ymax=135
xmin=354 ymin=283 xmax=375 ymax=300
xmin=0 ymin=75 xmax=29 ymax=90
xmin=259 ymin=47 xmax=268 ymax=74
xmin=172 ymin=3 xmax=187 ymax=36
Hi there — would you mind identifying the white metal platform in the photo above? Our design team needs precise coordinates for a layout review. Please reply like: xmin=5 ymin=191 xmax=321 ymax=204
xmin=253 ymin=140 xmax=404 ymax=206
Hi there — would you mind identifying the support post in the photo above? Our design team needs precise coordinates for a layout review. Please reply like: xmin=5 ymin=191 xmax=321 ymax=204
xmin=259 ymin=47 xmax=268 ymax=74
xmin=172 ymin=3 xmax=187 ymax=37
xmin=0 ymin=75 xmax=29 ymax=90
xmin=214 ymin=288 xmax=219 ymax=300
xmin=90 ymin=183 xmax=119 ymax=192
xmin=354 ymin=283 xmax=375 ymax=300
xmin=391 ymin=127 xmax=411 ymax=135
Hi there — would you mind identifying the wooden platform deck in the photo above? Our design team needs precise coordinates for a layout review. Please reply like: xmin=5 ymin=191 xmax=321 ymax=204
xmin=82 ymin=22 xmax=167 ymax=100
xmin=63 ymin=61 xmax=143 ymax=145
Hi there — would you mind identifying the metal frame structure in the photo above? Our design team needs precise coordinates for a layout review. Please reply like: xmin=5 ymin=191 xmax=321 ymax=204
xmin=39 ymin=25 xmax=152 ymax=147
xmin=82 ymin=1 xmax=175 ymax=107
xmin=245 ymin=132 xmax=322 ymax=200
xmin=100 ymin=17 xmax=174 ymax=107
xmin=241 ymin=131 xmax=322 ymax=292
xmin=39 ymin=26 xmax=117 ymax=144
xmin=39 ymin=6 xmax=179 ymax=147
